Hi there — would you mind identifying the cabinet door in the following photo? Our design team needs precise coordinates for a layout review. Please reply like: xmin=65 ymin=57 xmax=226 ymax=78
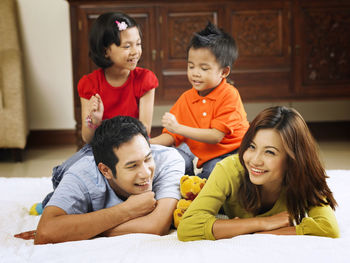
xmin=71 ymin=4 xmax=156 ymax=147
xmin=294 ymin=0 xmax=350 ymax=98
xmin=156 ymin=4 xmax=224 ymax=103
xmin=226 ymin=1 xmax=292 ymax=101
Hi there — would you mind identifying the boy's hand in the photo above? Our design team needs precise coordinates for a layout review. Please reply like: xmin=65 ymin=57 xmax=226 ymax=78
xmin=124 ymin=191 xmax=157 ymax=220
xmin=162 ymin=112 xmax=180 ymax=133
xmin=88 ymin=94 xmax=104 ymax=125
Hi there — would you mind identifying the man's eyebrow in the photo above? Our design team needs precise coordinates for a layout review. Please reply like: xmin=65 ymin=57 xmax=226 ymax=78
xmin=124 ymin=151 xmax=152 ymax=166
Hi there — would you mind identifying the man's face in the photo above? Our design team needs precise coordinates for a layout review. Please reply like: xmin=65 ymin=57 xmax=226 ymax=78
xmin=108 ymin=134 xmax=155 ymax=199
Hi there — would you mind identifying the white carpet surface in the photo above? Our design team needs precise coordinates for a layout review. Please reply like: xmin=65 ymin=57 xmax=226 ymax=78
xmin=1 ymin=170 xmax=350 ymax=263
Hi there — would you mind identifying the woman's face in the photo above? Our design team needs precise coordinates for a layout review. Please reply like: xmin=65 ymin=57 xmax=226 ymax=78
xmin=243 ymin=128 xmax=287 ymax=192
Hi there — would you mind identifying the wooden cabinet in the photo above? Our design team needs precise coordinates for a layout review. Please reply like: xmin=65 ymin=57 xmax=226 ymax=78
xmin=67 ymin=0 xmax=350 ymax=147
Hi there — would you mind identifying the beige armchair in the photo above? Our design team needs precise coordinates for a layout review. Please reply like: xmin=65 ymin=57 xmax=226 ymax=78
xmin=0 ymin=0 xmax=28 ymax=161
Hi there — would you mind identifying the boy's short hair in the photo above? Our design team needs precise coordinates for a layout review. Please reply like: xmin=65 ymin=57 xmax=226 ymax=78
xmin=89 ymin=12 xmax=141 ymax=69
xmin=188 ymin=22 xmax=238 ymax=68
xmin=90 ymin=116 xmax=149 ymax=178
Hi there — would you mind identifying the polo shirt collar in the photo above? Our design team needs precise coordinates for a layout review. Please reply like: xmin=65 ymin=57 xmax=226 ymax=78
xmin=189 ymin=78 xmax=227 ymax=103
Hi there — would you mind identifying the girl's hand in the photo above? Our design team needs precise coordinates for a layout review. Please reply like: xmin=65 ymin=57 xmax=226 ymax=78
xmin=262 ymin=211 xmax=291 ymax=231
xmin=162 ymin=112 xmax=180 ymax=133
xmin=88 ymin=94 xmax=104 ymax=125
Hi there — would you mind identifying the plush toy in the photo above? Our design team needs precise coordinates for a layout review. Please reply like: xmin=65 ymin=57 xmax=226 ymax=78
xmin=173 ymin=175 xmax=207 ymax=228
xmin=29 ymin=202 xmax=43 ymax=215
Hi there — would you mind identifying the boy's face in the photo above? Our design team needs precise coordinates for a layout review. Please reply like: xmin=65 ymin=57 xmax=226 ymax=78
xmin=187 ymin=47 xmax=229 ymax=96
xmin=106 ymin=134 xmax=155 ymax=199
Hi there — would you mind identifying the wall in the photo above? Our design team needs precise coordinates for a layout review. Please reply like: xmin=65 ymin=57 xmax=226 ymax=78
xmin=16 ymin=0 xmax=350 ymax=129
xmin=17 ymin=0 xmax=75 ymax=130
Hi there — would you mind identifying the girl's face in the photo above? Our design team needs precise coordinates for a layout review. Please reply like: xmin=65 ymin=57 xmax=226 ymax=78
xmin=187 ymin=47 xmax=229 ymax=96
xmin=105 ymin=26 xmax=142 ymax=71
xmin=243 ymin=128 xmax=287 ymax=192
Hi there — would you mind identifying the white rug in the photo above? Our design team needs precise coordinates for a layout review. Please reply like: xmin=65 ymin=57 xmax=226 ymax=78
xmin=1 ymin=170 xmax=350 ymax=263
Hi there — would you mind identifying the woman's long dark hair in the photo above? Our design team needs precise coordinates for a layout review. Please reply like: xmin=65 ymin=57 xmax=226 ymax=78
xmin=238 ymin=106 xmax=337 ymax=224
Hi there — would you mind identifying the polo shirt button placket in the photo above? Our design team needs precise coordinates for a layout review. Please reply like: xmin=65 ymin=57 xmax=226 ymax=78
xmin=202 ymin=112 xmax=207 ymax=117
xmin=202 ymin=99 xmax=206 ymax=104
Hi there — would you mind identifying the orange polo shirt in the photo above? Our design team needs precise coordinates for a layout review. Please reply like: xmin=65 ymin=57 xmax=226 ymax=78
xmin=163 ymin=79 xmax=249 ymax=168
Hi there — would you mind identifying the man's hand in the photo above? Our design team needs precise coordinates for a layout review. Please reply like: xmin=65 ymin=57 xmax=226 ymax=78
xmin=162 ymin=112 xmax=180 ymax=133
xmin=124 ymin=191 xmax=157 ymax=220
xmin=14 ymin=230 xmax=36 ymax=240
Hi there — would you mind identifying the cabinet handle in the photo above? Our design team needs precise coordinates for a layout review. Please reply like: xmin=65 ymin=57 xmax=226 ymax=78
xmin=295 ymin=45 xmax=301 ymax=55
xmin=160 ymin=50 xmax=164 ymax=60
xmin=152 ymin=49 xmax=157 ymax=61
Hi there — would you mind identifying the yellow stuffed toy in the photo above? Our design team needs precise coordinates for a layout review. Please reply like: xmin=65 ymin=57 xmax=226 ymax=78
xmin=173 ymin=175 xmax=207 ymax=228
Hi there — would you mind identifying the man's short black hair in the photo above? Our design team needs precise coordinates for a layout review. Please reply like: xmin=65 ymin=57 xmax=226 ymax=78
xmin=90 ymin=116 xmax=149 ymax=177
xmin=188 ymin=22 xmax=238 ymax=68
xmin=89 ymin=12 xmax=141 ymax=68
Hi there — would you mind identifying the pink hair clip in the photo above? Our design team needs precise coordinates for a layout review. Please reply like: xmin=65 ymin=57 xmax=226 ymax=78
xmin=115 ymin=20 xmax=128 ymax=31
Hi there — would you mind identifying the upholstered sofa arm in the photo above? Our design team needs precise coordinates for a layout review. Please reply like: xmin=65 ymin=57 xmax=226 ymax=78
xmin=0 ymin=49 xmax=24 ymax=110
xmin=0 ymin=49 xmax=28 ymax=148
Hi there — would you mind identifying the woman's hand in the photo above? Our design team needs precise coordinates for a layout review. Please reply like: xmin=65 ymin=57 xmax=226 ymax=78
xmin=261 ymin=211 xmax=291 ymax=231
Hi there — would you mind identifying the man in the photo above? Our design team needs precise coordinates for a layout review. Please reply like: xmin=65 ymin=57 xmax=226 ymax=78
xmin=15 ymin=116 xmax=184 ymax=244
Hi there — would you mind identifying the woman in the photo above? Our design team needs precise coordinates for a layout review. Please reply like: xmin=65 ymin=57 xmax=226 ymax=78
xmin=177 ymin=106 xmax=339 ymax=241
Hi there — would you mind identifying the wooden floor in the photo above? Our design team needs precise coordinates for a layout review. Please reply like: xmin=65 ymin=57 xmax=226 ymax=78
xmin=0 ymin=139 xmax=349 ymax=178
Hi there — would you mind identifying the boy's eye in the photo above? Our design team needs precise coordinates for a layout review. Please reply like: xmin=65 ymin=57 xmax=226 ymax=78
xmin=201 ymin=68 xmax=209 ymax=71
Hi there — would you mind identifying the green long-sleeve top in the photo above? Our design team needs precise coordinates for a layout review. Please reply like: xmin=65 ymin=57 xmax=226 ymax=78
xmin=177 ymin=154 xmax=339 ymax=241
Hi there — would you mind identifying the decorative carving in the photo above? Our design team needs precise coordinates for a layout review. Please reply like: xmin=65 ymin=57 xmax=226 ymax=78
xmin=231 ymin=10 xmax=283 ymax=57
xmin=168 ymin=13 xmax=216 ymax=59
xmin=302 ymin=8 xmax=350 ymax=83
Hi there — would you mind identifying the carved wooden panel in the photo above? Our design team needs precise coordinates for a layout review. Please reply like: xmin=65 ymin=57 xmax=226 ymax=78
xmin=294 ymin=1 xmax=350 ymax=97
xmin=232 ymin=10 xmax=282 ymax=57
xmin=302 ymin=9 xmax=350 ymax=84
xmin=227 ymin=2 xmax=292 ymax=101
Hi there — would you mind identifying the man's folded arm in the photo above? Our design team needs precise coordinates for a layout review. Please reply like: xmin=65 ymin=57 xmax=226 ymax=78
xmin=34 ymin=203 xmax=132 ymax=244
xmin=102 ymin=198 xmax=178 ymax=237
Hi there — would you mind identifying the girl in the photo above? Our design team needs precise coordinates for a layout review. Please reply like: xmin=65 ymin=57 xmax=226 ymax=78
xmin=177 ymin=106 xmax=339 ymax=240
xmin=80 ymin=12 xmax=158 ymax=143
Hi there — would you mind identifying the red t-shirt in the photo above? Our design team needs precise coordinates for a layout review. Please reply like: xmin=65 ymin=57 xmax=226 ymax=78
xmin=78 ymin=67 xmax=158 ymax=120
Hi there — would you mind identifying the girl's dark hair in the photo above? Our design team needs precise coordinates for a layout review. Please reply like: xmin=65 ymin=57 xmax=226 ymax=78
xmin=188 ymin=22 xmax=238 ymax=69
xmin=90 ymin=116 xmax=149 ymax=178
xmin=237 ymin=106 xmax=337 ymax=224
xmin=89 ymin=12 xmax=141 ymax=68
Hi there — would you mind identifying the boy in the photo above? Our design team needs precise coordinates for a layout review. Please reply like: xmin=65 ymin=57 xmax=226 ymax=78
xmin=150 ymin=22 xmax=249 ymax=179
